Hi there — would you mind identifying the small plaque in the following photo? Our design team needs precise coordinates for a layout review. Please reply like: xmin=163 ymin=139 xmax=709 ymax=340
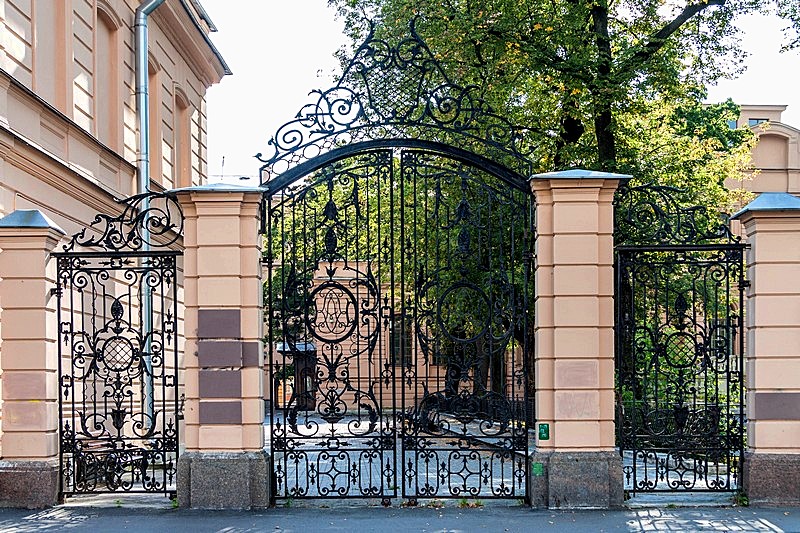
xmin=538 ymin=423 xmax=550 ymax=441
xmin=532 ymin=462 xmax=544 ymax=476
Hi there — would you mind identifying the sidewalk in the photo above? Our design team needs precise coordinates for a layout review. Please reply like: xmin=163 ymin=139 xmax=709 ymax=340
xmin=1 ymin=499 xmax=799 ymax=533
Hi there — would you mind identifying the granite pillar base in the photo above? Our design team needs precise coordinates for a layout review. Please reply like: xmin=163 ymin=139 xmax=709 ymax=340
xmin=530 ymin=451 xmax=623 ymax=509
xmin=177 ymin=451 xmax=271 ymax=509
xmin=0 ymin=460 xmax=59 ymax=509
xmin=743 ymin=452 xmax=800 ymax=506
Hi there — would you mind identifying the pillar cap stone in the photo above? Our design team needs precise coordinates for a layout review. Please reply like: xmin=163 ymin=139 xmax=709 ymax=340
xmin=0 ymin=210 xmax=65 ymax=234
xmin=529 ymin=168 xmax=633 ymax=181
xmin=169 ymin=182 xmax=266 ymax=194
xmin=731 ymin=192 xmax=800 ymax=220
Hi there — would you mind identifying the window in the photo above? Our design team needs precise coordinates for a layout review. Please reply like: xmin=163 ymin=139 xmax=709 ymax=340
xmin=748 ymin=118 xmax=768 ymax=127
xmin=390 ymin=315 xmax=413 ymax=366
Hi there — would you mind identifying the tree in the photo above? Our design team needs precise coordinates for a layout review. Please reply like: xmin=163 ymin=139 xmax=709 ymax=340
xmin=329 ymin=0 xmax=797 ymax=204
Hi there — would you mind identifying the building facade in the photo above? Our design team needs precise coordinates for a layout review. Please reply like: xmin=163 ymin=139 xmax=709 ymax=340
xmin=0 ymin=0 xmax=228 ymax=225
xmin=735 ymin=104 xmax=800 ymax=195
xmin=0 ymin=0 xmax=228 ymax=475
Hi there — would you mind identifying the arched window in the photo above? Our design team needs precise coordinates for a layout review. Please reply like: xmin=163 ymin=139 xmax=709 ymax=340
xmin=95 ymin=8 xmax=119 ymax=148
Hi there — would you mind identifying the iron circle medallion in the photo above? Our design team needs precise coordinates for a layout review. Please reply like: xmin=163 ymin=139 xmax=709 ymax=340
xmin=305 ymin=280 xmax=358 ymax=343
xmin=436 ymin=281 xmax=492 ymax=342
xmin=101 ymin=336 xmax=136 ymax=372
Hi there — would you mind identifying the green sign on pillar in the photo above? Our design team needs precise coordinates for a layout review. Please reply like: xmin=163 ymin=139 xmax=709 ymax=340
xmin=538 ymin=423 xmax=550 ymax=441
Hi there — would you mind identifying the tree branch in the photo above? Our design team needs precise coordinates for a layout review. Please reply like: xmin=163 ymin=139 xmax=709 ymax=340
xmin=619 ymin=0 xmax=726 ymax=75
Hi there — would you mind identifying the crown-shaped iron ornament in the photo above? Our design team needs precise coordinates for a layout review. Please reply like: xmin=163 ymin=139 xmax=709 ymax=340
xmin=257 ymin=18 xmax=537 ymax=189
xmin=62 ymin=191 xmax=183 ymax=253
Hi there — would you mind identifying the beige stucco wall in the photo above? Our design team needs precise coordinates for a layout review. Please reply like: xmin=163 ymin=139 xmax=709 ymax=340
xmin=0 ymin=0 xmax=227 ymax=457
xmin=0 ymin=0 xmax=226 ymax=217
xmin=727 ymin=105 xmax=800 ymax=196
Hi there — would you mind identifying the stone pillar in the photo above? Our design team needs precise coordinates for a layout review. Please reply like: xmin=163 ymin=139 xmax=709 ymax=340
xmin=529 ymin=169 xmax=629 ymax=509
xmin=732 ymin=193 xmax=800 ymax=505
xmin=174 ymin=184 xmax=269 ymax=509
xmin=0 ymin=210 xmax=65 ymax=508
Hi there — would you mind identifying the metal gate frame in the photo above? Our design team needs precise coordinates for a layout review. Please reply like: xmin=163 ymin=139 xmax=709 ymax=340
xmin=265 ymin=148 xmax=533 ymax=504
xmin=55 ymin=192 xmax=183 ymax=497
xmin=614 ymin=183 xmax=747 ymax=494
xmin=259 ymin=19 xmax=538 ymax=505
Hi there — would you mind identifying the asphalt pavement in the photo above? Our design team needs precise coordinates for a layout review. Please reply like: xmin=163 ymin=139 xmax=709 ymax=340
xmin=1 ymin=498 xmax=800 ymax=533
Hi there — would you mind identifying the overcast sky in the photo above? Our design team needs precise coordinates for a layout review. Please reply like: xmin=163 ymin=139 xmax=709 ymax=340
xmin=201 ymin=1 xmax=800 ymax=183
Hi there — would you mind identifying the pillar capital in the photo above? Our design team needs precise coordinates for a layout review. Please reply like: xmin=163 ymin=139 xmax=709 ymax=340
xmin=172 ymin=183 xmax=264 ymax=205
xmin=530 ymin=169 xmax=632 ymax=191
xmin=0 ymin=210 xmax=65 ymax=251
xmin=732 ymin=191 xmax=800 ymax=223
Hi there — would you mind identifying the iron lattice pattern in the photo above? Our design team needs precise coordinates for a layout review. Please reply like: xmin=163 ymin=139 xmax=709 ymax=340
xmin=266 ymin=149 xmax=533 ymax=503
xmin=56 ymin=192 xmax=182 ymax=496
xmin=615 ymin=183 xmax=746 ymax=494
xmin=257 ymin=19 xmax=537 ymax=192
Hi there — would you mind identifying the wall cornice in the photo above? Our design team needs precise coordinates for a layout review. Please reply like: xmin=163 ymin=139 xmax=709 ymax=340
xmin=0 ymin=126 xmax=123 ymax=218
xmin=151 ymin=1 xmax=230 ymax=88
xmin=0 ymin=69 xmax=136 ymax=174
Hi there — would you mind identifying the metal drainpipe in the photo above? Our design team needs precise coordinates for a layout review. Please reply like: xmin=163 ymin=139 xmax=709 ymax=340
xmin=136 ymin=0 xmax=166 ymax=428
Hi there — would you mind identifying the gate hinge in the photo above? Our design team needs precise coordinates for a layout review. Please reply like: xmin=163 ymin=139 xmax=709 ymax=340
xmin=50 ymin=287 xmax=62 ymax=297
xmin=740 ymin=280 xmax=751 ymax=289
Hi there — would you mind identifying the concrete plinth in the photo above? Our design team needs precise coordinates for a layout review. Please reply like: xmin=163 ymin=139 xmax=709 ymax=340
xmin=530 ymin=451 xmax=623 ymax=509
xmin=743 ymin=453 xmax=800 ymax=506
xmin=177 ymin=451 xmax=270 ymax=509
xmin=0 ymin=460 xmax=59 ymax=509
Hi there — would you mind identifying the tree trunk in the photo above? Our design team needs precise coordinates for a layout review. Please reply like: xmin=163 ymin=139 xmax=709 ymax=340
xmin=591 ymin=1 xmax=617 ymax=172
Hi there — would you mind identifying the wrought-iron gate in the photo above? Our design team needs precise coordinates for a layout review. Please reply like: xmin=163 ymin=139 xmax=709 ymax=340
xmin=260 ymin=19 xmax=538 ymax=505
xmin=55 ymin=192 xmax=183 ymax=496
xmin=614 ymin=184 xmax=746 ymax=494
xmin=266 ymin=149 xmax=533 ymax=503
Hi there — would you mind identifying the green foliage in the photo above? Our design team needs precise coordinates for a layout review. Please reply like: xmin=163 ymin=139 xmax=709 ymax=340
xmin=329 ymin=0 xmax=798 ymax=208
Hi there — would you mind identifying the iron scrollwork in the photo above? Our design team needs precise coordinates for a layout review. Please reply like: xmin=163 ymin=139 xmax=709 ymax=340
xmin=56 ymin=191 xmax=182 ymax=496
xmin=63 ymin=191 xmax=183 ymax=252
xmin=266 ymin=149 xmax=532 ymax=503
xmin=268 ymin=151 xmax=396 ymax=501
xmin=258 ymin=19 xmax=537 ymax=190
xmin=399 ymin=151 xmax=530 ymax=501
xmin=615 ymin=182 xmax=746 ymax=495
xmin=614 ymin=182 xmax=739 ymax=247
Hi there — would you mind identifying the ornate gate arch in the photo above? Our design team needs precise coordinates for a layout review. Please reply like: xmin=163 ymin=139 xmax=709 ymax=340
xmin=260 ymin=21 xmax=535 ymax=504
